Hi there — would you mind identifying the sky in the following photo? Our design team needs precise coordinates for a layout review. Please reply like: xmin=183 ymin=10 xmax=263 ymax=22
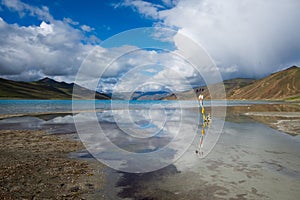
xmin=0 ymin=0 xmax=299 ymax=93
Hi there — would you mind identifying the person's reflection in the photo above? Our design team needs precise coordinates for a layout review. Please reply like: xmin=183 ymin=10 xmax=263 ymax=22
xmin=195 ymin=122 xmax=206 ymax=157
xmin=195 ymin=90 xmax=211 ymax=157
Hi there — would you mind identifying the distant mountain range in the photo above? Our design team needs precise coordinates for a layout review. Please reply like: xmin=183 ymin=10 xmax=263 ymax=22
xmin=1 ymin=66 xmax=299 ymax=100
xmin=0 ymin=77 xmax=110 ymax=99
xmin=131 ymin=91 xmax=171 ymax=100
xmin=108 ymin=90 xmax=171 ymax=100
xmin=165 ymin=66 xmax=300 ymax=101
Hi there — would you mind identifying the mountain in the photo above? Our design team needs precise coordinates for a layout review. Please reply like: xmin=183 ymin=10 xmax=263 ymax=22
xmin=165 ymin=66 xmax=300 ymax=101
xmin=109 ymin=90 xmax=171 ymax=100
xmin=2 ymin=66 xmax=298 ymax=100
xmin=164 ymin=78 xmax=255 ymax=100
xmin=229 ymin=66 xmax=300 ymax=100
xmin=0 ymin=77 xmax=110 ymax=100
xmin=132 ymin=91 xmax=171 ymax=100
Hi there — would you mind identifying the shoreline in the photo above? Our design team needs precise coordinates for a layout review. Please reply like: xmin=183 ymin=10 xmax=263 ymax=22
xmin=243 ymin=112 xmax=300 ymax=135
xmin=224 ymin=103 xmax=300 ymax=136
xmin=0 ymin=129 xmax=105 ymax=199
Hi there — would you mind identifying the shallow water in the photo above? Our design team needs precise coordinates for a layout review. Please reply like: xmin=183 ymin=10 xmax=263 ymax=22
xmin=102 ymin=120 xmax=300 ymax=200
xmin=0 ymin=100 xmax=299 ymax=199
xmin=171 ymin=121 xmax=300 ymax=199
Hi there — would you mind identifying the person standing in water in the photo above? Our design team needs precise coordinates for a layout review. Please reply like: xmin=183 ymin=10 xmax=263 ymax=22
xmin=198 ymin=94 xmax=204 ymax=107
xmin=198 ymin=93 xmax=206 ymax=122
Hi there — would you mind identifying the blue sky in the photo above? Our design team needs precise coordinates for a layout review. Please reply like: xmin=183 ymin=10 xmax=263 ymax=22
xmin=0 ymin=0 xmax=155 ymax=39
xmin=0 ymin=0 xmax=299 ymax=93
xmin=0 ymin=0 xmax=180 ymax=41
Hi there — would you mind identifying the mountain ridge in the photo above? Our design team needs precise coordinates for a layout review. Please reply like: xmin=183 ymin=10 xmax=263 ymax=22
xmin=165 ymin=66 xmax=300 ymax=101
xmin=229 ymin=66 xmax=300 ymax=100
xmin=1 ymin=66 xmax=299 ymax=100
xmin=0 ymin=77 xmax=110 ymax=100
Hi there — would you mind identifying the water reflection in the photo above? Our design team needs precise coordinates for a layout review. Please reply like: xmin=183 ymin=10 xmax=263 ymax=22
xmin=0 ymin=101 xmax=299 ymax=199
xmin=0 ymin=113 xmax=76 ymax=135
xmin=0 ymin=99 xmax=226 ymax=173
xmin=75 ymin=106 xmax=200 ymax=173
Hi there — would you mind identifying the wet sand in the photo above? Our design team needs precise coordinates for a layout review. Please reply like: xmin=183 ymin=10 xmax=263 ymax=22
xmin=0 ymin=109 xmax=105 ymax=120
xmin=0 ymin=129 xmax=105 ymax=199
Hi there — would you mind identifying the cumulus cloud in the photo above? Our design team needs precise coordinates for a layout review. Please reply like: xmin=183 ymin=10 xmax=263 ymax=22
xmin=0 ymin=17 xmax=92 ymax=79
xmin=0 ymin=0 xmax=100 ymax=82
xmin=121 ymin=0 xmax=300 ymax=79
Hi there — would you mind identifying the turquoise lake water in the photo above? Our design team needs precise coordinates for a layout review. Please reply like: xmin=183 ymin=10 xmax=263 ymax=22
xmin=0 ymin=99 xmax=272 ymax=115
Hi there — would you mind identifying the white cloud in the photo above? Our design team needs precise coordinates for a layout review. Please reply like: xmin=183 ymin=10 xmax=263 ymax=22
xmin=63 ymin=17 xmax=79 ymax=25
xmin=80 ymin=24 xmax=94 ymax=32
xmin=117 ymin=0 xmax=164 ymax=19
xmin=39 ymin=21 xmax=53 ymax=35
xmin=2 ymin=0 xmax=53 ymax=21
xmin=121 ymin=0 xmax=300 ymax=78
xmin=1 ymin=69 xmax=44 ymax=82
xmin=87 ymin=48 xmax=202 ymax=93
xmin=0 ymin=17 xmax=93 ymax=80
xmin=161 ymin=0 xmax=178 ymax=7
xmin=0 ymin=0 xmax=101 ymax=82
xmin=66 ymin=36 xmax=204 ymax=94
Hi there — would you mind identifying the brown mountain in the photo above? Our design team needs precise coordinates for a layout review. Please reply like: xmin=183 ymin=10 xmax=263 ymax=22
xmin=165 ymin=66 xmax=300 ymax=101
xmin=201 ymin=78 xmax=256 ymax=100
xmin=0 ymin=77 xmax=110 ymax=100
xmin=228 ymin=66 xmax=300 ymax=100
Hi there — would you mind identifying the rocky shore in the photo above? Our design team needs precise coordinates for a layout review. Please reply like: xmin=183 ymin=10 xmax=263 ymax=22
xmin=0 ymin=129 xmax=105 ymax=199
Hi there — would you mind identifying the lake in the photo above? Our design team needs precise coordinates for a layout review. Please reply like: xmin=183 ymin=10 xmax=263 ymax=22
xmin=0 ymin=100 xmax=299 ymax=199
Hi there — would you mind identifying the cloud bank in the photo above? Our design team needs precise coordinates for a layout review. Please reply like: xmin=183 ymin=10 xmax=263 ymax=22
xmin=122 ymin=0 xmax=300 ymax=78
xmin=0 ymin=0 xmax=98 ymax=82
xmin=0 ymin=18 xmax=92 ymax=81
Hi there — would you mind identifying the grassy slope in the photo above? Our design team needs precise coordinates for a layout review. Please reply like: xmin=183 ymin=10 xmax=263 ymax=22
xmin=0 ymin=78 xmax=110 ymax=100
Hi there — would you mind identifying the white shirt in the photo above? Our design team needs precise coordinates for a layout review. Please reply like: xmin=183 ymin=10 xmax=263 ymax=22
xmin=198 ymin=94 xmax=204 ymax=100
